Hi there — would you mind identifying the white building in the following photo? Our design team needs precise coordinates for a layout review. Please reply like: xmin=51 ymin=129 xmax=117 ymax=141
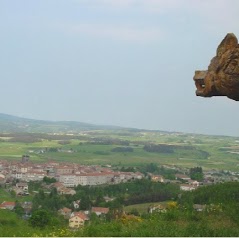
xmin=59 ymin=174 xmax=76 ymax=187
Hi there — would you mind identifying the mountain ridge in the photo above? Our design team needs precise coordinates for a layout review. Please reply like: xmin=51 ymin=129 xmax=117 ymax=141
xmin=0 ymin=113 xmax=124 ymax=133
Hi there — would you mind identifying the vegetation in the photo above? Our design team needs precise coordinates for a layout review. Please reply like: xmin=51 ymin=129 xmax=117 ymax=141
xmin=1 ymin=117 xmax=239 ymax=236
xmin=1 ymin=182 xmax=239 ymax=236
xmin=189 ymin=167 xmax=204 ymax=181
xmin=0 ymin=130 xmax=239 ymax=171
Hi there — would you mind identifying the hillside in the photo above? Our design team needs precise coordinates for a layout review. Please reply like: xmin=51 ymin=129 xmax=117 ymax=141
xmin=0 ymin=113 xmax=123 ymax=133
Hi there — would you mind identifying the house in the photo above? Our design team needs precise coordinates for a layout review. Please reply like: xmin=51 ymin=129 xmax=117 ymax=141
xmin=133 ymin=172 xmax=144 ymax=180
xmin=52 ymin=182 xmax=65 ymax=190
xmin=69 ymin=212 xmax=89 ymax=228
xmin=151 ymin=175 xmax=164 ymax=183
xmin=188 ymin=180 xmax=200 ymax=187
xmin=175 ymin=174 xmax=191 ymax=181
xmin=91 ymin=207 xmax=109 ymax=216
xmin=55 ymin=166 xmax=74 ymax=175
xmin=58 ymin=207 xmax=72 ymax=219
xmin=58 ymin=187 xmax=76 ymax=195
xmin=0 ymin=201 xmax=16 ymax=210
xmin=80 ymin=172 xmax=114 ymax=186
xmin=16 ymin=182 xmax=28 ymax=191
xmin=25 ymin=170 xmax=46 ymax=181
xmin=180 ymin=184 xmax=196 ymax=191
xmin=103 ymin=196 xmax=115 ymax=203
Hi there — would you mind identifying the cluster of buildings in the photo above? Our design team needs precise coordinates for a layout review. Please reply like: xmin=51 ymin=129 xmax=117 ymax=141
xmin=59 ymin=206 xmax=110 ymax=228
xmin=0 ymin=156 xmax=144 ymax=188
xmin=0 ymin=199 xmax=109 ymax=228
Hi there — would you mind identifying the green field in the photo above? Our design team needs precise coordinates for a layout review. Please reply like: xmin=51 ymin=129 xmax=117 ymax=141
xmin=0 ymin=130 xmax=239 ymax=171
xmin=124 ymin=201 xmax=167 ymax=214
xmin=0 ymin=187 xmax=32 ymax=203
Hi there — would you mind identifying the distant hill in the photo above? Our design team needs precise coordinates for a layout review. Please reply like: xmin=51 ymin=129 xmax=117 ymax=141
xmin=0 ymin=113 xmax=123 ymax=133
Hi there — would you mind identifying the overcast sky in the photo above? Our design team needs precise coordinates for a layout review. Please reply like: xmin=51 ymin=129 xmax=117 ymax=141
xmin=1 ymin=0 xmax=239 ymax=136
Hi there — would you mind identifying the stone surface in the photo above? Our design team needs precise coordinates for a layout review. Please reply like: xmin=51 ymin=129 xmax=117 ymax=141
xmin=194 ymin=33 xmax=239 ymax=101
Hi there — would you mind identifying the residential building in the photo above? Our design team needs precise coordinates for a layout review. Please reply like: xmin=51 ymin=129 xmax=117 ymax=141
xmin=0 ymin=201 xmax=16 ymax=210
xmin=180 ymin=184 xmax=196 ymax=191
xmin=58 ymin=207 xmax=72 ymax=219
xmin=69 ymin=212 xmax=89 ymax=228
xmin=91 ymin=207 xmax=109 ymax=216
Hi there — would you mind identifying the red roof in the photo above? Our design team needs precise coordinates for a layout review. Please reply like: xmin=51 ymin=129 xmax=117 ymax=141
xmin=92 ymin=207 xmax=109 ymax=214
xmin=72 ymin=212 xmax=88 ymax=220
xmin=61 ymin=207 xmax=72 ymax=213
xmin=0 ymin=201 xmax=16 ymax=208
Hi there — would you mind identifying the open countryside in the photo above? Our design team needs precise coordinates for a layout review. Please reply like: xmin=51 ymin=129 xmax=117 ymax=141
xmin=1 ymin=115 xmax=239 ymax=236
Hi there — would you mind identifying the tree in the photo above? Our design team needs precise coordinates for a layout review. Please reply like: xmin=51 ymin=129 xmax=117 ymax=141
xmin=80 ymin=195 xmax=91 ymax=210
xmin=129 ymin=208 xmax=140 ymax=216
xmin=14 ymin=201 xmax=24 ymax=217
xmin=43 ymin=176 xmax=57 ymax=184
xmin=189 ymin=167 xmax=203 ymax=181
xmin=29 ymin=209 xmax=51 ymax=228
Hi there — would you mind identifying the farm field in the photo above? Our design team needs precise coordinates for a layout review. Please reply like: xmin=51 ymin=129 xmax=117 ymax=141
xmin=0 ymin=130 xmax=239 ymax=171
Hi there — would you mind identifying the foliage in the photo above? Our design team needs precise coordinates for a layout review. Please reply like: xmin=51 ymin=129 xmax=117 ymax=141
xmin=180 ymin=181 xmax=239 ymax=206
xmin=111 ymin=147 xmax=134 ymax=152
xmin=120 ymin=166 xmax=136 ymax=172
xmin=189 ymin=167 xmax=204 ymax=181
xmin=14 ymin=200 xmax=25 ymax=217
xmin=1 ymin=131 xmax=239 ymax=172
xmin=73 ymin=179 xmax=180 ymax=207
xmin=28 ymin=181 xmax=42 ymax=192
xmin=47 ymin=147 xmax=59 ymax=152
xmin=2 ymin=183 xmax=239 ymax=236
xmin=32 ymin=188 xmax=67 ymax=212
xmin=43 ymin=176 xmax=57 ymax=184
xmin=29 ymin=209 xmax=51 ymax=228
xmin=58 ymin=140 xmax=71 ymax=145
xmin=143 ymin=144 xmax=175 ymax=153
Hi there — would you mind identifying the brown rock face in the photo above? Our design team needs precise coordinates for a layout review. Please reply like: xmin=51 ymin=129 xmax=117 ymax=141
xmin=194 ymin=33 xmax=239 ymax=101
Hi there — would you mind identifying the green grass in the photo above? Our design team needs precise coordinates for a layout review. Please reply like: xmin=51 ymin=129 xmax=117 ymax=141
xmin=0 ymin=131 xmax=239 ymax=171
xmin=0 ymin=187 xmax=14 ymax=202
xmin=0 ymin=187 xmax=33 ymax=203
xmin=124 ymin=201 xmax=167 ymax=214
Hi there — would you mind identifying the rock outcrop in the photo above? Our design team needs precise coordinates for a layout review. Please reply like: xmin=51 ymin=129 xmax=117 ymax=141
xmin=194 ymin=33 xmax=239 ymax=101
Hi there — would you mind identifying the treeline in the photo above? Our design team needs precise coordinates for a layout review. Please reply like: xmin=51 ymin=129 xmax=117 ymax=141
xmin=111 ymin=147 xmax=134 ymax=152
xmin=180 ymin=181 xmax=239 ymax=205
xmin=123 ymin=183 xmax=179 ymax=206
xmin=139 ymin=163 xmax=177 ymax=179
xmin=143 ymin=143 xmax=196 ymax=153
xmin=143 ymin=143 xmax=209 ymax=159
xmin=73 ymin=179 xmax=180 ymax=207
xmin=86 ymin=137 xmax=130 ymax=146
xmin=29 ymin=179 xmax=180 ymax=213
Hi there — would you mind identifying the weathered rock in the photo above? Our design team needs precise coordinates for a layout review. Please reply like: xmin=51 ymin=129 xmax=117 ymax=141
xmin=194 ymin=33 xmax=239 ymax=101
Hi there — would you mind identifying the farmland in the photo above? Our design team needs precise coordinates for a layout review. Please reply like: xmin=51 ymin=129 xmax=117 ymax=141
xmin=0 ymin=130 xmax=239 ymax=171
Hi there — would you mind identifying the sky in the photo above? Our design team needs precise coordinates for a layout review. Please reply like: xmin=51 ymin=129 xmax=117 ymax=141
xmin=1 ymin=0 xmax=239 ymax=136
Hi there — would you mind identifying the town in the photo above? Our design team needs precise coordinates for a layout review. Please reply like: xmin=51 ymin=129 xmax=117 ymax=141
xmin=1 ymin=154 xmax=239 ymax=229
